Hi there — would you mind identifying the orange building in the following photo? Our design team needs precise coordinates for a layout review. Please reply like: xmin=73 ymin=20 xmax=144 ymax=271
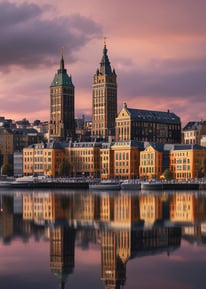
xmin=100 ymin=143 xmax=114 ymax=180
xmin=139 ymin=143 xmax=170 ymax=180
xmin=170 ymin=144 xmax=206 ymax=180
xmin=23 ymin=142 xmax=65 ymax=176
xmin=65 ymin=142 xmax=101 ymax=177
xmin=111 ymin=141 xmax=144 ymax=179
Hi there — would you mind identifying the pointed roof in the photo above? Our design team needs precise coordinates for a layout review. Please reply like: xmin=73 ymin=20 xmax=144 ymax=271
xmin=51 ymin=55 xmax=74 ymax=87
xmin=99 ymin=43 xmax=113 ymax=75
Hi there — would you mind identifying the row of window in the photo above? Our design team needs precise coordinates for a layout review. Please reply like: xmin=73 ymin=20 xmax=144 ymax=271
xmin=141 ymin=160 xmax=154 ymax=165
xmin=115 ymin=153 xmax=129 ymax=160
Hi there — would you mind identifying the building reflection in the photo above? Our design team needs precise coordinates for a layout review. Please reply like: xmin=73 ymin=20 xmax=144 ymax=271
xmin=101 ymin=229 xmax=127 ymax=289
xmin=0 ymin=195 xmax=13 ymax=242
xmin=50 ymin=225 xmax=75 ymax=289
xmin=2 ymin=190 xmax=206 ymax=288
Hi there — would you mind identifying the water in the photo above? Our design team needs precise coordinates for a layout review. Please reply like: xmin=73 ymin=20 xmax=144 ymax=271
xmin=0 ymin=189 xmax=206 ymax=289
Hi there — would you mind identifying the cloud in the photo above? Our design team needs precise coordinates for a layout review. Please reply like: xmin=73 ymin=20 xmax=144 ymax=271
xmin=115 ymin=56 xmax=206 ymax=124
xmin=0 ymin=1 xmax=102 ymax=71
xmin=117 ymin=57 xmax=206 ymax=98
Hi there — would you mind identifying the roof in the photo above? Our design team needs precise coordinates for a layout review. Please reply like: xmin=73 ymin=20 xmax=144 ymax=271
xmin=112 ymin=140 xmax=146 ymax=149
xmin=127 ymin=107 xmax=181 ymax=124
xmin=145 ymin=142 xmax=165 ymax=152
xmin=171 ymin=144 xmax=206 ymax=151
xmin=46 ymin=141 xmax=65 ymax=149
xmin=13 ymin=128 xmax=38 ymax=135
xmin=183 ymin=121 xmax=206 ymax=131
xmin=50 ymin=56 xmax=74 ymax=87
xmin=95 ymin=44 xmax=116 ymax=76
xmin=27 ymin=141 xmax=65 ymax=149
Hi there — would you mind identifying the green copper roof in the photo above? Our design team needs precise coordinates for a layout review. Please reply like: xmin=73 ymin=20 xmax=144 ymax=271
xmin=51 ymin=56 xmax=74 ymax=87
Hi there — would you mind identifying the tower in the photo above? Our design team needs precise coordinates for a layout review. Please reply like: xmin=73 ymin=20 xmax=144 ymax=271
xmin=92 ymin=42 xmax=117 ymax=141
xmin=49 ymin=53 xmax=75 ymax=141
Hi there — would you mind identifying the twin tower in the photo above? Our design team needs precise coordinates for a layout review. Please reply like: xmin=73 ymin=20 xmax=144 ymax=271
xmin=49 ymin=43 xmax=117 ymax=141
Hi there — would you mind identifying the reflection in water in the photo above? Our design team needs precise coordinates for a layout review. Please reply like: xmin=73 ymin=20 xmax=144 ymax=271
xmin=1 ymin=190 xmax=206 ymax=288
xmin=50 ymin=225 xmax=75 ymax=289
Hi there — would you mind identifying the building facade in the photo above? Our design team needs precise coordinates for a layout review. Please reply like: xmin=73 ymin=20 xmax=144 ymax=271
xmin=183 ymin=121 xmax=206 ymax=145
xmin=92 ymin=43 xmax=117 ymax=141
xmin=0 ymin=127 xmax=14 ymax=171
xmin=116 ymin=103 xmax=181 ymax=143
xmin=49 ymin=55 xmax=75 ymax=141
xmin=170 ymin=144 xmax=206 ymax=180
xmin=111 ymin=141 xmax=144 ymax=179
xmin=23 ymin=142 xmax=65 ymax=177
xmin=100 ymin=142 xmax=114 ymax=180
xmin=13 ymin=151 xmax=23 ymax=177
xmin=139 ymin=143 xmax=170 ymax=180
xmin=65 ymin=142 xmax=101 ymax=177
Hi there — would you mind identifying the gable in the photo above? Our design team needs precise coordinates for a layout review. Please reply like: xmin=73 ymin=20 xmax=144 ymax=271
xmin=116 ymin=107 xmax=130 ymax=120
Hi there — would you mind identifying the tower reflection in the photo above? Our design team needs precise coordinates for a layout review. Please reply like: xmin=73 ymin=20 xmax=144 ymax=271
xmin=2 ymin=190 xmax=206 ymax=288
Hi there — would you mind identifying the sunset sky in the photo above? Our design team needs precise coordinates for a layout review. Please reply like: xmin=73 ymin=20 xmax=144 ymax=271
xmin=0 ymin=0 xmax=206 ymax=126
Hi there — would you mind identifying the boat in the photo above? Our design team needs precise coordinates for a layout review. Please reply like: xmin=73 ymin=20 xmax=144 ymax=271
xmin=120 ymin=179 xmax=141 ymax=190
xmin=89 ymin=180 xmax=121 ymax=190
xmin=0 ymin=181 xmax=12 ymax=188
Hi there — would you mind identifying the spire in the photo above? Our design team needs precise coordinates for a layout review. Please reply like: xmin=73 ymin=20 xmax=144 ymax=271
xmin=60 ymin=46 xmax=65 ymax=71
xmin=60 ymin=55 xmax=65 ymax=71
xmin=99 ymin=39 xmax=112 ymax=75
xmin=50 ymin=48 xmax=74 ymax=87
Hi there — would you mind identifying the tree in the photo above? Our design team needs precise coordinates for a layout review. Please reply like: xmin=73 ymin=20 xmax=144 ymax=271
xmin=162 ymin=169 xmax=173 ymax=180
xmin=59 ymin=160 xmax=71 ymax=177
xmin=2 ymin=163 xmax=13 ymax=176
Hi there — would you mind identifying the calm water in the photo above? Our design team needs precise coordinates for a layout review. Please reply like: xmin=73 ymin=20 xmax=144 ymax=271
xmin=1 ymin=188 xmax=206 ymax=289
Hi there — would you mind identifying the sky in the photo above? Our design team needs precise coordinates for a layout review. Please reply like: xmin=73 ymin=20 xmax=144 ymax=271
xmin=0 ymin=0 xmax=206 ymax=126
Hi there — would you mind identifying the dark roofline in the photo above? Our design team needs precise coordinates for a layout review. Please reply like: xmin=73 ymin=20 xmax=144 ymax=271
xmin=126 ymin=107 xmax=181 ymax=124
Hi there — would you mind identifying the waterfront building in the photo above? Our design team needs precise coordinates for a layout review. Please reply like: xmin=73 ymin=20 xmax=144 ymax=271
xmin=23 ymin=142 xmax=65 ymax=177
xmin=111 ymin=140 xmax=145 ymax=179
xmin=92 ymin=42 xmax=117 ymax=141
xmin=139 ymin=143 xmax=170 ymax=180
xmin=100 ymin=142 xmax=114 ymax=180
xmin=115 ymin=103 xmax=181 ymax=143
xmin=65 ymin=142 xmax=101 ymax=177
xmin=183 ymin=121 xmax=206 ymax=145
xmin=169 ymin=144 xmax=206 ymax=180
xmin=49 ymin=54 xmax=75 ymax=141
